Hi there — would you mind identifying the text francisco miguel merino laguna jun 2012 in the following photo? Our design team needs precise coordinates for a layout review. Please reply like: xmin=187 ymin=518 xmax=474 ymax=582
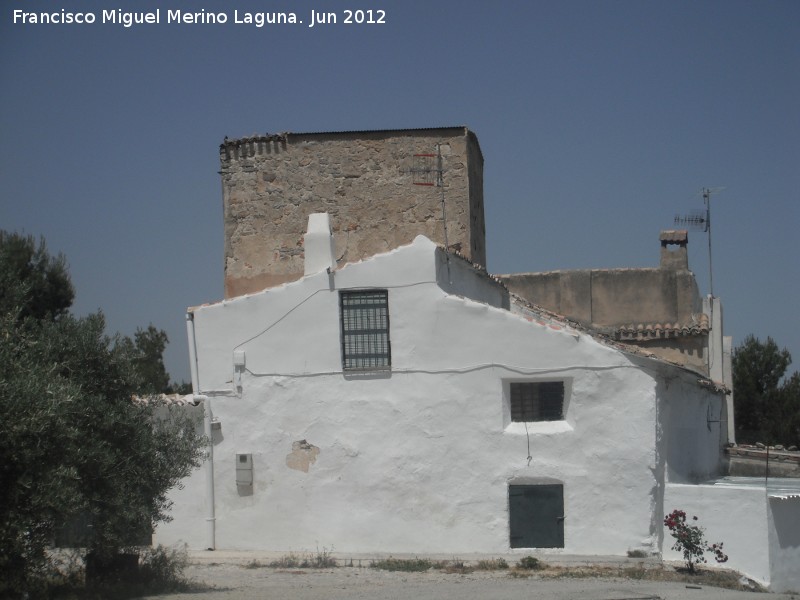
xmin=12 ymin=8 xmax=388 ymax=28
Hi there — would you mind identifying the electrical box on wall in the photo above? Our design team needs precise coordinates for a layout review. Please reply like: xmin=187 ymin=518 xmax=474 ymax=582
xmin=233 ymin=350 xmax=246 ymax=390
xmin=235 ymin=453 xmax=253 ymax=487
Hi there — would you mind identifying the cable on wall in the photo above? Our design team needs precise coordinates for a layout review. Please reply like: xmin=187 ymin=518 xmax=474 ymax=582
xmin=231 ymin=279 xmax=439 ymax=352
xmin=245 ymin=361 xmax=644 ymax=378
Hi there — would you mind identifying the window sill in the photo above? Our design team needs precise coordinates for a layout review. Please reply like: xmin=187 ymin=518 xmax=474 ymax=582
xmin=504 ymin=421 xmax=573 ymax=435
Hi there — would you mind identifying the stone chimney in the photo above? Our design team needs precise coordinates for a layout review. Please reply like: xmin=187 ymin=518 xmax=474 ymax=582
xmin=304 ymin=213 xmax=336 ymax=276
xmin=659 ymin=229 xmax=688 ymax=270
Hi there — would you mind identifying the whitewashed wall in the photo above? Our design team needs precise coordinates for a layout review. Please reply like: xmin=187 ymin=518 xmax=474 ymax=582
xmin=768 ymin=496 xmax=800 ymax=593
xmin=158 ymin=236 xmax=724 ymax=558
xmin=664 ymin=482 xmax=800 ymax=592
xmin=664 ymin=483 xmax=771 ymax=586
xmin=660 ymin=378 xmax=725 ymax=484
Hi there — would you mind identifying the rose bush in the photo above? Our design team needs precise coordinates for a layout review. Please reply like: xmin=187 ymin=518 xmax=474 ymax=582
xmin=664 ymin=509 xmax=728 ymax=573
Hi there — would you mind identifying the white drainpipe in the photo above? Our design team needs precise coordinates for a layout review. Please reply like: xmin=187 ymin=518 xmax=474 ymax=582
xmin=186 ymin=312 xmax=215 ymax=550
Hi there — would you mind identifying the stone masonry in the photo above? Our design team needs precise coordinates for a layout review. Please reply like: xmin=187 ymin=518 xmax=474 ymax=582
xmin=220 ymin=127 xmax=485 ymax=298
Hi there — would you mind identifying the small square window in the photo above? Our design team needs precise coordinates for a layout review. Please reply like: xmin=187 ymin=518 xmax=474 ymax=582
xmin=510 ymin=382 xmax=564 ymax=422
xmin=339 ymin=290 xmax=390 ymax=371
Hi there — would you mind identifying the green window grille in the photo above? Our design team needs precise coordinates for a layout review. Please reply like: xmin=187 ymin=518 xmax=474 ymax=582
xmin=340 ymin=290 xmax=391 ymax=371
xmin=510 ymin=381 xmax=564 ymax=422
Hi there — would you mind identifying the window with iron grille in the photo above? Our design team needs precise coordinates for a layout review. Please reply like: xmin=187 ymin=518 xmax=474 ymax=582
xmin=510 ymin=381 xmax=564 ymax=422
xmin=339 ymin=290 xmax=391 ymax=371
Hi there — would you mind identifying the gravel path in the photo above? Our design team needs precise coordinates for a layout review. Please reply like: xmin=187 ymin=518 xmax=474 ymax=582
xmin=137 ymin=561 xmax=799 ymax=600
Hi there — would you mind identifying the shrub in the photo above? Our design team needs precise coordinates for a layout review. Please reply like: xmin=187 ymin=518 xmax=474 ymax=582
xmin=516 ymin=555 xmax=543 ymax=570
xmin=307 ymin=546 xmax=337 ymax=568
xmin=268 ymin=553 xmax=301 ymax=568
xmin=664 ymin=509 xmax=728 ymax=573
xmin=136 ymin=545 xmax=191 ymax=591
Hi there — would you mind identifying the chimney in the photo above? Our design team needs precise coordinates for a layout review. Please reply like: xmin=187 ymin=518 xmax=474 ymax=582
xmin=304 ymin=213 xmax=336 ymax=276
xmin=659 ymin=229 xmax=688 ymax=270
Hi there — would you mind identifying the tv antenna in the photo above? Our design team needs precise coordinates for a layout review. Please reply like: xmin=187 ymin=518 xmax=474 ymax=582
xmin=675 ymin=187 xmax=724 ymax=298
xmin=402 ymin=145 xmax=450 ymax=253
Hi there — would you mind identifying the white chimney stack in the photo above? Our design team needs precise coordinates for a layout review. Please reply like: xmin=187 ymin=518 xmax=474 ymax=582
xmin=304 ymin=213 xmax=336 ymax=276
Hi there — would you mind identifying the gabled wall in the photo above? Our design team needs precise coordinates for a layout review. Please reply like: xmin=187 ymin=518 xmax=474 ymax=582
xmin=161 ymin=237 xmax=724 ymax=558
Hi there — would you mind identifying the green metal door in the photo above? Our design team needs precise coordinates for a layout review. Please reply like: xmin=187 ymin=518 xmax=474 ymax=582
xmin=509 ymin=484 xmax=564 ymax=548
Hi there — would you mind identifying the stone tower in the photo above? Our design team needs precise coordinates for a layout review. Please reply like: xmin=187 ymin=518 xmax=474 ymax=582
xmin=219 ymin=127 xmax=485 ymax=298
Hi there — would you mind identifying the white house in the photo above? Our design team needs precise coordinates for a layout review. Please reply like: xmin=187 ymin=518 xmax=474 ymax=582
xmin=157 ymin=216 xmax=746 ymax=563
xmin=158 ymin=122 xmax=800 ymax=590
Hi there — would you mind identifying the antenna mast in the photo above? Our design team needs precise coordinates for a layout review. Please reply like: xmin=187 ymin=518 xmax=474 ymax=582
xmin=404 ymin=145 xmax=450 ymax=252
xmin=675 ymin=187 xmax=723 ymax=298
xmin=704 ymin=188 xmax=714 ymax=298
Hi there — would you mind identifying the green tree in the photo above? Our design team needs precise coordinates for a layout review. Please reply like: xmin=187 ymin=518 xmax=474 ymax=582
xmin=0 ymin=233 xmax=205 ymax=595
xmin=771 ymin=372 xmax=800 ymax=447
xmin=0 ymin=230 xmax=182 ymax=396
xmin=733 ymin=335 xmax=800 ymax=446
xmin=0 ymin=231 xmax=74 ymax=321
xmin=133 ymin=325 xmax=171 ymax=394
xmin=115 ymin=325 xmax=172 ymax=394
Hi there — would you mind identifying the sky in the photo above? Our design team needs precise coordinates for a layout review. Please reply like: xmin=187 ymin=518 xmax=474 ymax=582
xmin=1 ymin=0 xmax=798 ymax=384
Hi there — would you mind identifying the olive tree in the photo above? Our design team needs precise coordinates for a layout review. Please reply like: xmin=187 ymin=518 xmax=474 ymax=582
xmin=0 ymin=231 xmax=204 ymax=595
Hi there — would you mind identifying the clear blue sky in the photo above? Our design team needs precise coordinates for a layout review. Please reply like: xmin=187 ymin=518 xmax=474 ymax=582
xmin=2 ymin=0 xmax=798 ymax=384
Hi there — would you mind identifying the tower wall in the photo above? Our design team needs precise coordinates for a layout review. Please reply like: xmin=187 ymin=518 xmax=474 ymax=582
xmin=220 ymin=127 xmax=485 ymax=298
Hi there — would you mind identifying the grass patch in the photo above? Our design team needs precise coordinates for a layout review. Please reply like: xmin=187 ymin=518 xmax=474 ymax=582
xmin=267 ymin=553 xmax=303 ymax=568
xmin=474 ymin=558 xmax=509 ymax=571
xmin=626 ymin=549 xmax=649 ymax=558
xmin=440 ymin=559 xmax=473 ymax=574
xmin=244 ymin=553 xmax=763 ymax=594
xmin=243 ymin=559 xmax=267 ymax=569
xmin=266 ymin=547 xmax=337 ymax=569
xmin=371 ymin=557 xmax=435 ymax=572
xmin=520 ymin=563 xmax=765 ymax=592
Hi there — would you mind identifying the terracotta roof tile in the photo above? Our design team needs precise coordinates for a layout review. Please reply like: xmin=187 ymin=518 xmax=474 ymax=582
xmin=614 ymin=313 xmax=709 ymax=341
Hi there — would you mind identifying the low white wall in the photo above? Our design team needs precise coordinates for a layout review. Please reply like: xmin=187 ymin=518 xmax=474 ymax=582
xmin=663 ymin=483 xmax=770 ymax=586
xmin=767 ymin=496 xmax=800 ymax=593
xmin=155 ymin=463 xmax=207 ymax=549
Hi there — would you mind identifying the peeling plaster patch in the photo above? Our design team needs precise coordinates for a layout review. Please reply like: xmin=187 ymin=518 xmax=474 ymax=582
xmin=286 ymin=439 xmax=320 ymax=473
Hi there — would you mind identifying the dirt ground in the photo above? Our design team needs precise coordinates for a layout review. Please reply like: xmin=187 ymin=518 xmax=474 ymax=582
xmin=137 ymin=559 xmax=800 ymax=600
